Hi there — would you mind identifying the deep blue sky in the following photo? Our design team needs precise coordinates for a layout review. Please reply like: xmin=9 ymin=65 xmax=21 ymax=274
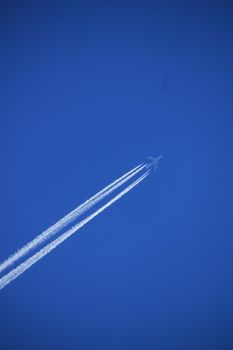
xmin=1 ymin=1 xmax=233 ymax=349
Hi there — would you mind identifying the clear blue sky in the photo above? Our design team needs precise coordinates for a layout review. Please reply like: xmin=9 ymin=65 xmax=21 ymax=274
xmin=1 ymin=1 xmax=233 ymax=349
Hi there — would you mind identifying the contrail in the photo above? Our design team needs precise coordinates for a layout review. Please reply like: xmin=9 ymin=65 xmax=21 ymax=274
xmin=0 ymin=170 xmax=149 ymax=290
xmin=0 ymin=163 xmax=146 ymax=274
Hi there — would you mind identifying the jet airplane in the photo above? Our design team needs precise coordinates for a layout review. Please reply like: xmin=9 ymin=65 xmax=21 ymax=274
xmin=146 ymin=155 xmax=163 ymax=171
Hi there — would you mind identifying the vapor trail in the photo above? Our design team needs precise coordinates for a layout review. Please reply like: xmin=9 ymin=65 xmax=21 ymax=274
xmin=0 ymin=171 xmax=149 ymax=290
xmin=0 ymin=163 xmax=146 ymax=274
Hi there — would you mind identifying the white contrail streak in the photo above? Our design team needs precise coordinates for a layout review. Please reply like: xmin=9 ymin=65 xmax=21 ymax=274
xmin=0 ymin=171 xmax=149 ymax=290
xmin=0 ymin=163 xmax=146 ymax=274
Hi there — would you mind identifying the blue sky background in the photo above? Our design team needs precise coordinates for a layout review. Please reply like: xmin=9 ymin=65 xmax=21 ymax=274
xmin=1 ymin=1 xmax=233 ymax=349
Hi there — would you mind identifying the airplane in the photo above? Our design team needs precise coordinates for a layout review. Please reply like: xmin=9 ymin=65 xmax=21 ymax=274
xmin=146 ymin=155 xmax=163 ymax=171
